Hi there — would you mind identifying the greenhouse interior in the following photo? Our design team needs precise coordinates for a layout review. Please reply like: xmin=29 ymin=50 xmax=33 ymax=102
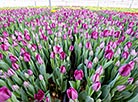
xmin=0 ymin=0 xmax=138 ymax=102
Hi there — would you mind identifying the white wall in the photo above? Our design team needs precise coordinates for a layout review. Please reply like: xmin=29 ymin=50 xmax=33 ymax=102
xmin=0 ymin=0 xmax=138 ymax=8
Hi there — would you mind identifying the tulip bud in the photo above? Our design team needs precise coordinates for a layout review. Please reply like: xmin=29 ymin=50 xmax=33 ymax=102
xmin=128 ymin=77 xmax=134 ymax=84
xmin=0 ymin=53 xmax=3 ymax=60
xmin=87 ymin=61 xmax=92 ymax=69
xmin=24 ymin=73 xmax=29 ymax=78
xmin=122 ymin=51 xmax=129 ymax=59
xmin=12 ymin=63 xmax=19 ymax=70
xmin=50 ymin=52 xmax=55 ymax=59
xmin=0 ymin=86 xmax=12 ymax=101
xmin=39 ymin=75 xmax=44 ymax=80
xmin=60 ymin=65 xmax=66 ymax=74
xmin=99 ymin=42 xmax=105 ymax=49
xmin=7 ymin=68 xmax=15 ymax=77
xmin=36 ymin=54 xmax=43 ymax=64
xmin=92 ymin=81 xmax=101 ymax=92
xmin=23 ymin=81 xmax=29 ymax=87
xmin=46 ymin=97 xmax=50 ymax=102
xmin=115 ymin=60 xmax=120 ymax=67
xmin=9 ymin=55 xmax=17 ymax=63
xmin=67 ymin=87 xmax=78 ymax=100
xmin=105 ymin=49 xmax=114 ymax=60
xmin=130 ymin=49 xmax=137 ymax=56
xmin=93 ymin=57 xmax=98 ymax=63
xmin=119 ymin=64 xmax=131 ymax=76
xmin=86 ymin=41 xmax=92 ymax=50
xmin=23 ymin=52 xmax=31 ymax=62
xmin=117 ymin=85 xmax=126 ymax=91
xmin=27 ymin=69 xmax=33 ymax=76
xmin=74 ymin=69 xmax=84 ymax=80
xmin=95 ymin=66 xmax=103 ymax=75
xmin=60 ymin=52 xmax=66 ymax=60
xmin=92 ymin=73 xmax=100 ymax=82
xmin=89 ymin=50 xmax=93 ymax=56
xmin=69 ymin=45 xmax=74 ymax=51
xmin=12 ymin=85 xmax=19 ymax=91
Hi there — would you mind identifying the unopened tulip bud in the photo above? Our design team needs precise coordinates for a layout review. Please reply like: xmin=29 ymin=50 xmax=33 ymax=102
xmin=92 ymin=81 xmax=101 ymax=92
xmin=87 ymin=61 xmax=92 ymax=69
xmin=89 ymin=50 xmax=93 ymax=56
xmin=23 ymin=81 xmax=29 ymax=87
xmin=92 ymin=73 xmax=100 ymax=82
xmin=130 ymin=49 xmax=137 ymax=56
xmin=117 ymin=85 xmax=126 ymax=91
xmin=39 ymin=75 xmax=44 ymax=80
xmin=27 ymin=69 xmax=33 ymax=76
xmin=96 ymin=66 xmax=103 ymax=75
xmin=12 ymin=85 xmax=19 ymax=91
xmin=115 ymin=60 xmax=120 ymax=67
xmin=24 ymin=73 xmax=29 ymax=78
xmin=93 ymin=57 xmax=98 ymax=63
xmin=128 ymin=77 xmax=134 ymax=84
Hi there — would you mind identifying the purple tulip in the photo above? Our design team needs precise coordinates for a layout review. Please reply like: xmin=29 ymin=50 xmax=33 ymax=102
xmin=128 ymin=77 xmax=134 ymax=84
xmin=129 ymin=61 xmax=135 ymax=70
xmin=53 ymin=45 xmax=63 ymax=54
xmin=60 ymin=52 xmax=66 ymax=60
xmin=17 ymin=35 xmax=23 ymax=41
xmin=9 ymin=55 xmax=17 ymax=63
xmin=7 ymin=68 xmax=15 ymax=77
xmin=0 ymin=86 xmax=12 ymax=101
xmin=50 ymin=52 xmax=55 ymax=59
xmin=119 ymin=64 xmax=131 ymax=76
xmin=95 ymin=66 xmax=103 ymax=75
xmin=23 ymin=81 xmax=29 ymax=87
xmin=69 ymin=45 xmax=74 ymax=51
xmin=39 ymin=75 xmax=44 ymax=80
xmin=74 ymin=69 xmax=84 ymax=80
xmin=92 ymin=81 xmax=101 ymax=92
xmin=12 ymin=63 xmax=19 ymax=70
xmin=27 ymin=69 xmax=33 ymax=76
xmin=105 ymin=49 xmax=114 ymax=60
xmin=87 ymin=61 xmax=92 ymax=69
xmin=34 ymin=90 xmax=45 ymax=101
xmin=3 ymin=31 xmax=9 ymax=37
xmin=86 ymin=41 xmax=92 ymax=50
xmin=67 ymin=87 xmax=78 ymax=100
xmin=114 ymin=31 xmax=120 ymax=38
xmin=126 ymin=42 xmax=132 ymax=48
xmin=117 ymin=85 xmax=126 ymax=91
xmin=92 ymin=73 xmax=100 ymax=82
xmin=46 ymin=97 xmax=50 ymax=102
xmin=122 ymin=51 xmax=129 ymax=59
xmin=23 ymin=52 xmax=31 ymax=62
xmin=31 ymin=44 xmax=37 ymax=51
xmin=60 ymin=65 xmax=66 ymax=74
xmin=0 ymin=53 xmax=3 ymax=60
xmin=126 ymin=28 xmax=133 ymax=35
xmin=0 ymin=44 xmax=9 ymax=51
xmin=36 ymin=54 xmax=43 ymax=64
xmin=91 ymin=31 xmax=98 ymax=40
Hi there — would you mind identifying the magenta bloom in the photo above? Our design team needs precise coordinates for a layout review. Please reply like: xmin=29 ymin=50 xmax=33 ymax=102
xmin=122 ymin=51 xmax=129 ymax=59
xmin=36 ymin=54 xmax=43 ymax=64
xmin=23 ymin=52 xmax=31 ymax=62
xmin=7 ymin=68 xmax=15 ymax=77
xmin=53 ymin=45 xmax=63 ymax=54
xmin=60 ymin=65 xmax=66 ymax=74
xmin=92 ymin=81 xmax=101 ymax=92
xmin=0 ymin=53 xmax=3 ymax=60
xmin=27 ymin=69 xmax=33 ymax=76
xmin=74 ymin=69 xmax=84 ymax=80
xmin=3 ymin=31 xmax=9 ymax=37
xmin=86 ymin=41 xmax=92 ymax=50
xmin=126 ymin=42 xmax=132 ymax=48
xmin=1 ymin=44 xmax=9 ymax=51
xmin=60 ymin=52 xmax=66 ymax=60
xmin=95 ymin=66 xmax=103 ymax=75
xmin=9 ymin=55 xmax=17 ymax=63
xmin=50 ymin=52 xmax=55 ymax=59
xmin=117 ymin=85 xmax=126 ymax=91
xmin=87 ymin=61 xmax=92 ymax=69
xmin=12 ymin=63 xmax=19 ymax=70
xmin=119 ymin=64 xmax=131 ymax=76
xmin=69 ymin=45 xmax=74 ymax=51
xmin=46 ymin=97 xmax=50 ymax=102
xmin=91 ymin=31 xmax=98 ymax=40
xmin=34 ymin=89 xmax=45 ymax=101
xmin=25 ymin=34 xmax=31 ymax=41
xmin=92 ymin=73 xmax=100 ymax=82
xmin=67 ymin=87 xmax=78 ymax=100
xmin=128 ymin=77 xmax=134 ymax=84
xmin=0 ymin=86 xmax=12 ymax=101
xmin=105 ymin=49 xmax=114 ymax=60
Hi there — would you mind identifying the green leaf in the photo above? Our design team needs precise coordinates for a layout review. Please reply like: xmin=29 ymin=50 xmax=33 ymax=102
xmin=0 ymin=61 xmax=10 ymax=71
xmin=20 ymin=88 xmax=28 ymax=102
xmin=78 ymin=90 xmax=87 ymax=102
xmin=101 ymin=85 xmax=111 ymax=100
xmin=0 ymin=79 xmax=7 ymax=87
xmin=85 ymin=96 xmax=94 ymax=102
xmin=103 ymin=60 xmax=113 ymax=69
xmin=128 ymin=94 xmax=138 ymax=102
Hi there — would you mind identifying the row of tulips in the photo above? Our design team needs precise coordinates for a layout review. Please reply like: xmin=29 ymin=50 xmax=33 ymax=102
xmin=0 ymin=8 xmax=138 ymax=102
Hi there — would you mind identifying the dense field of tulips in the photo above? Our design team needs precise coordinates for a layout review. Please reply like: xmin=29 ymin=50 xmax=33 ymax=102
xmin=0 ymin=8 xmax=138 ymax=102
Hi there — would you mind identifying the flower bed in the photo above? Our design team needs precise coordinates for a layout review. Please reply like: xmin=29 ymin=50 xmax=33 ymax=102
xmin=0 ymin=8 xmax=138 ymax=102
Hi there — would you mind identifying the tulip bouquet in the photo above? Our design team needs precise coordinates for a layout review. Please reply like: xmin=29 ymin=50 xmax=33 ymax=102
xmin=0 ymin=8 xmax=138 ymax=102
